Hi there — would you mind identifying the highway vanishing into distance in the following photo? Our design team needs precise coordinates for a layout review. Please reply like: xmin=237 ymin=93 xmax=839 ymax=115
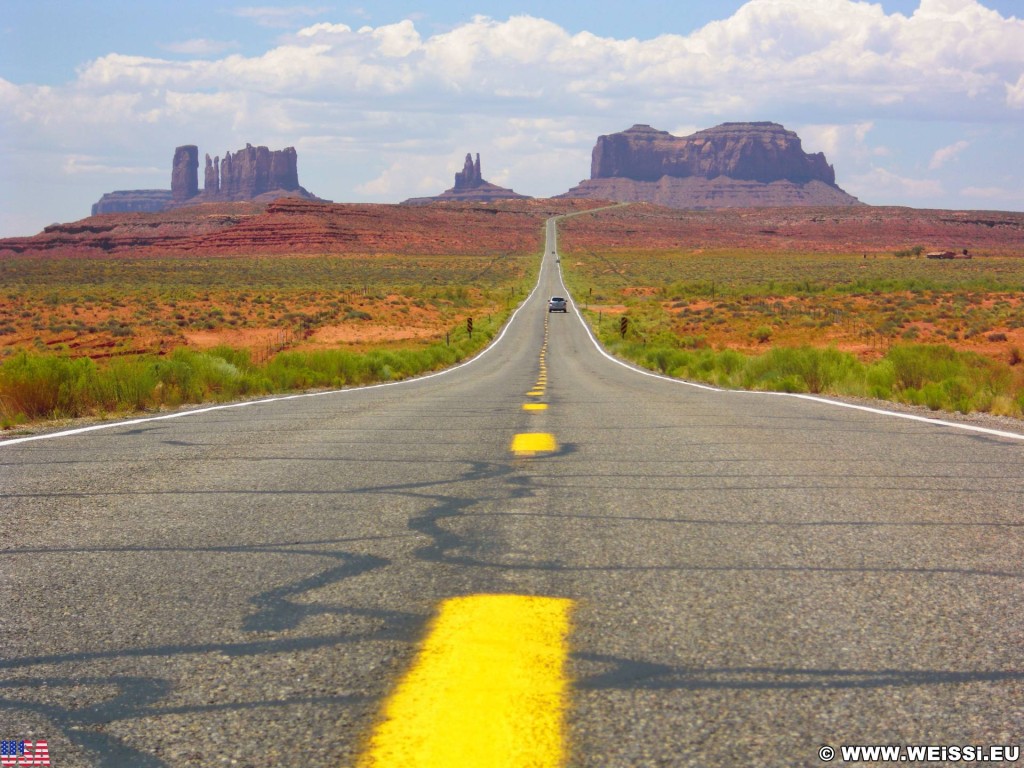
xmin=3 ymin=215 xmax=1024 ymax=767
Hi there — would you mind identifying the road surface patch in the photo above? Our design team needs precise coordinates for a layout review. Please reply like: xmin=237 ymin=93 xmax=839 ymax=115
xmin=358 ymin=594 xmax=573 ymax=768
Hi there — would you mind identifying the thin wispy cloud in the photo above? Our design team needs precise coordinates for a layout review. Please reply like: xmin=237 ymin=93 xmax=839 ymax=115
xmin=62 ymin=156 xmax=163 ymax=175
xmin=232 ymin=5 xmax=333 ymax=28
xmin=161 ymin=38 xmax=240 ymax=56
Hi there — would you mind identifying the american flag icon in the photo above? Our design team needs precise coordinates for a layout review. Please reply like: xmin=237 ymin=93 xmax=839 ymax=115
xmin=0 ymin=741 xmax=50 ymax=767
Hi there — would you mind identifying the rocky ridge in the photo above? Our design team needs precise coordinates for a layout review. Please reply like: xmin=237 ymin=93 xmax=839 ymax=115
xmin=4 ymin=202 xmax=1020 ymax=260
xmin=561 ymin=122 xmax=861 ymax=208
xmin=1 ymin=198 xmax=604 ymax=258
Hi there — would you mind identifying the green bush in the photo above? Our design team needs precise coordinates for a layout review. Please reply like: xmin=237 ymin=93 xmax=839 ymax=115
xmin=588 ymin=323 xmax=1020 ymax=417
xmin=0 ymin=313 xmax=502 ymax=427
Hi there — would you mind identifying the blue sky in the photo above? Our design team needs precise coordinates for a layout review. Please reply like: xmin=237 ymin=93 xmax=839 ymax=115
xmin=1 ymin=0 xmax=1022 ymax=236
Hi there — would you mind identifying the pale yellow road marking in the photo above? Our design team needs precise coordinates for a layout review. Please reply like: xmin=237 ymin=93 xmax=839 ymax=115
xmin=511 ymin=432 xmax=558 ymax=455
xmin=358 ymin=594 xmax=573 ymax=768
xmin=527 ymin=389 xmax=545 ymax=397
xmin=523 ymin=403 xmax=549 ymax=411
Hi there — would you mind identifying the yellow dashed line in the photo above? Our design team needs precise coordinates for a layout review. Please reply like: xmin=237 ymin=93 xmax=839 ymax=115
xmin=527 ymin=389 xmax=545 ymax=397
xmin=511 ymin=432 xmax=558 ymax=455
xmin=358 ymin=594 xmax=573 ymax=768
xmin=523 ymin=403 xmax=548 ymax=411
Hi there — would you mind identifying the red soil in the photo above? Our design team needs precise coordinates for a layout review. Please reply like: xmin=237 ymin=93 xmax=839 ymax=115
xmin=557 ymin=204 xmax=1024 ymax=255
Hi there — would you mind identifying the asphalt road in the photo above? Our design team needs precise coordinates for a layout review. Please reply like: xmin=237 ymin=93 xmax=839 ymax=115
xmin=3 ymin=215 xmax=1024 ymax=767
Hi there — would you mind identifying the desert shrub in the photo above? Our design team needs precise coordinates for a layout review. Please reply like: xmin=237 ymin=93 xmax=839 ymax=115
xmin=741 ymin=347 xmax=863 ymax=394
xmin=884 ymin=344 xmax=1012 ymax=413
xmin=591 ymin=325 xmax=1020 ymax=418
xmin=0 ymin=319 xmax=496 ymax=426
xmin=886 ymin=345 xmax=960 ymax=391
xmin=864 ymin=359 xmax=896 ymax=399
xmin=0 ymin=353 xmax=95 ymax=420
xmin=98 ymin=358 xmax=160 ymax=411
xmin=645 ymin=347 xmax=688 ymax=374
xmin=894 ymin=246 xmax=924 ymax=258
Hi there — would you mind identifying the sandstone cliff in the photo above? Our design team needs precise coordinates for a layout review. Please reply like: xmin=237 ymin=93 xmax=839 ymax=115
xmin=403 ymin=153 xmax=530 ymax=205
xmin=562 ymin=122 xmax=861 ymax=208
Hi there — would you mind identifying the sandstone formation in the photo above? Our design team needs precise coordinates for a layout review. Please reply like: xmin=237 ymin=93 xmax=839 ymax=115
xmin=91 ymin=190 xmax=174 ymax=216
xmin=455 ymin=152 xmax=483 ymax=190
xmin=201 ymin=144 xmax=302 ymax=201
xmin=403 ymin=153 xmax=530 ymax=205
xmin=561 ymin=176 xmax=861 ymax=208
xmin=204 ymin=155 xmax=220 ymax=194
xmin=90 ymin=144 xmax=323 ymax=215
xmin=561 ymin=122 xmax=861 ymax=208
xmin=171 ymin=145 xmax=200 ymax=202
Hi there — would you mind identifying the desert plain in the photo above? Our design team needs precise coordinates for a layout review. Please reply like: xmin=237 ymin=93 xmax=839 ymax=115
xmin=2 ymin=198 xmax=1024 ymax=426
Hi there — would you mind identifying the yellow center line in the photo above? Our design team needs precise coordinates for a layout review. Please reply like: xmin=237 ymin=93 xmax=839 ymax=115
xmin=523 ymin=403 xmax=548 ymax=411
xmin=527 ymin=389 xmax=545 ymax=397
xmin=511 ymin=432 xmax=558 ymax=455
xmin=358 ymin=594 xmax=574 ymax=768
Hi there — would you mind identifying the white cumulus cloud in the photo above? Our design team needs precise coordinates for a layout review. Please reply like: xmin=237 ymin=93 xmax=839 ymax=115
xmin=1007 ymin=73 xmax=1024 ymax=108
xmin=19 ymin=1 xmax=1020 ymax=126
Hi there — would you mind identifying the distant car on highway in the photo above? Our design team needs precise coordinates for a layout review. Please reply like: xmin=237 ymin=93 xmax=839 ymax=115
xmin=548 ymin=296 xmax=567 ymax=313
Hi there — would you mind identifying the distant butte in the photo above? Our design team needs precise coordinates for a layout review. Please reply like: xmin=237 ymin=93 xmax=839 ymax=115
xmin=402 ymin=153 xmax=531 ymax=205
xmin=92 ymin=143 xmax=326 ymax=215
xmin=559 ymin=122 xmax=862 ymax=208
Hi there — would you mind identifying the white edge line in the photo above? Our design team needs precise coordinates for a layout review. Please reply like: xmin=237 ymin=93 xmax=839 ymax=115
xmin=0 ymin=256 xmax=550 ymax=448
xmin=549 ymin=215 xmax=1024 ymax=444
